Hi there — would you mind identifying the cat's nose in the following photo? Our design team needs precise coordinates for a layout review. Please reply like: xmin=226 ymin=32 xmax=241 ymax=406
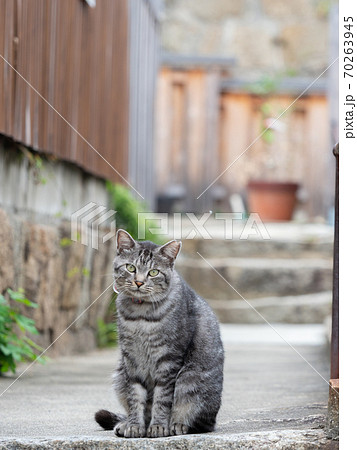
xmin=135 ymin=281 xmax=144 ymax=288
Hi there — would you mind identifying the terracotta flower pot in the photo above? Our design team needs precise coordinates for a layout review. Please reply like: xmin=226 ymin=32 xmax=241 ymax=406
xmin=247 ymin=181 xmax=299 ymax=221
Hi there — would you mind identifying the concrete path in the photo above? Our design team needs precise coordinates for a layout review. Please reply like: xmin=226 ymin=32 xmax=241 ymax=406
xmin=0 ymin=325 xmax=337 ymax=449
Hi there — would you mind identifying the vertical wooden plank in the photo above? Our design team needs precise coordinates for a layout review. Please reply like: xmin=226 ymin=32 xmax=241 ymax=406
xmin=0 ymin=0 xmax=12 ymax=135
xmin=101 ymin=0 xmax=114 ymax=176
xmin=16 ymin=0 xmax=25 ymax=143
xmin=186 ymin=70 xmax=205 ymax=210
xmin=0 ymin=0 xmax=143 ymax=187
xmin=0 ymin=0 xmax=5 ymax=133
xmin=117 ymin=0 xmax=129 ymax=181
xmin=219 ymin=93 xmax=252 ymax=194
xmin=170 ymin=83 xmax=183 ymax=182
xmin=128 ymin=0 xmax=138 ymax=191
xmin=67 ymin=0 xmax=81 ymax=161
xmin=40 ymin=0 xmax=50 ymax=152
xmin=31 ymin=0 xmax=40 ymax=149
xmin=304 ymin=96 xmax=329 ymax=217
xmin=155 ymin=69 xmax=173 ymax=194
xmin=202 ymin=70 xmax=220 ymax=211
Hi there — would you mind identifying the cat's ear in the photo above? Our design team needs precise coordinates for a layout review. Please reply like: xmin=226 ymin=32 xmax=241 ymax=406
xmin=116 ymin=229 xmax=136 ymax=254
xmin=159 ymin=240 xmax=182 ymax=264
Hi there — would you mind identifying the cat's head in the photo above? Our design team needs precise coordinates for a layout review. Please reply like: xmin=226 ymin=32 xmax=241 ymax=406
xmin=113 ymin=229 xmax=181 ymax=302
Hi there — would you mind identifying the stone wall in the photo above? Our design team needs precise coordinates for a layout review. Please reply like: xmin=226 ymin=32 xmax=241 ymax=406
xmin=161 ymin=0 xmax=332 ymax=78
xmin=0 ymin=139 xmax=116 ymax=356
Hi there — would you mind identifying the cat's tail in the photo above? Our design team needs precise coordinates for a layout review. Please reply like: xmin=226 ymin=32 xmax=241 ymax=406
xmin=94 ymin=409 xmax=126 ymax=430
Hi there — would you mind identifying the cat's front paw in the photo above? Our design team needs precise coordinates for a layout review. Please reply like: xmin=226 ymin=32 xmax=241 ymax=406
xmin=115 ymin=421 xmax=146 ymax=438
xmin=147 ymin=423 xmax=170 ymax=438
xmin=170 ymin=422 xmax=189 ymax=436
xmin=114 ymin=420 xmax=127 ymax=437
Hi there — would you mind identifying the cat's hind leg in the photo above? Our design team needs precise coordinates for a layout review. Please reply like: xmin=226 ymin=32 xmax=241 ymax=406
xmin=170 ymin=364 xmax=222 ymax=435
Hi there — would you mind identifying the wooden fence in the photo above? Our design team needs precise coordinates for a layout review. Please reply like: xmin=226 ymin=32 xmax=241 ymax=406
xmin=128 ymin=0 xmax=161 ymax=207
xmin=155 ymin=61 xmax=331 ymax=217
xmin=155 ymin=56 xmax=234 ymax=212
xmin=0 ymin=0 xmax=161 ymax=202
xmin=219 ymin=88 xmax=330 ymax=217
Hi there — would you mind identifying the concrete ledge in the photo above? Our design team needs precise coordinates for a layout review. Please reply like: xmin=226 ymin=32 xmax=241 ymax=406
xmin=0 ymin=429 xmax=335 ymax=450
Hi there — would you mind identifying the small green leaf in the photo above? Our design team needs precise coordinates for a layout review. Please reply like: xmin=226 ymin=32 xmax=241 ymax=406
xmin=0 ymin=344 xmax=12 ymax=356
xmin=262 ymin=128 xmax=275 ymax=144
xmin=67 ymin=267 xmax=80 ymax=278
xmin=60 ymin=237 xmax=72 ymax=248
xmin=15 ymin=315 xmax=38 ymax=334
xmin=0 ymin=288 xmax=46 ymax=374
xmin=82 ymin=267 xmax=90 ymax=277
xmin=23 ymin=336 xmax=47 ymax=354
xmin=35 ymin=156 xmax=43 ymax=169
xmin=7 ymin=289 xmax=38 ymax=308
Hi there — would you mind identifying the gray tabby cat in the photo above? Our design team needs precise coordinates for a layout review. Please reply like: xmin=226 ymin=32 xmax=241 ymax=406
xmin=95 ymin=229 xmax=224 ymax=438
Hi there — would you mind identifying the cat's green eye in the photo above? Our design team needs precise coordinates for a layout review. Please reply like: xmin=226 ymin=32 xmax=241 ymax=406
xmin=148 ymin=269 xmax=159 ymax=277
xmin=126 ymin=264 xmax=136 ymax=273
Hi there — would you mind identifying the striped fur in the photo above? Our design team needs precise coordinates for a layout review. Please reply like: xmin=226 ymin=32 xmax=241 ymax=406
xmin=95 ymin=230 xmax=224 ymax=438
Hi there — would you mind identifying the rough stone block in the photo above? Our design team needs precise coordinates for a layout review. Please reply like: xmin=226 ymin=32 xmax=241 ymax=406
xmin=181 ymin=0 xmax=245 ymax=21
xmin=88 ymin=237 xmax=116 ymax=329
xmin=22 ymin=223 xmax=63 ymax=332
xmin=281 ymin=23 xmax=328 ymax=74
xmin=326 ymin=379 xmax=339 ymax=440
xmin=59 ymin=238 xmax=86 ymax=311
xmin=0 ymin=208 xmax=14 ymax=293
xmin=261 ymin=0 xmax=315 ymax=20
xmin=3 ymin=218 xmax=117 ymax=356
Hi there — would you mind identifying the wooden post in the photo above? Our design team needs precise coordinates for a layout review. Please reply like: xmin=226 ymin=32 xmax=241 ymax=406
xmin=331 ymin=142 xmax=339 ymax=380
xmin=326 ymin=142 xmax=339 ymax=440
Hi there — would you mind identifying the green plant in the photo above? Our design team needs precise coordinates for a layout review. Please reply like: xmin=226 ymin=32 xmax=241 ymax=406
xmin=0 ymin=289 xmax=47 ymax=374
xmin=248 ymin=74 xmax=281 ymax=96
xmin=106 ymin=181 xmax=163 ymax=243
xmin=96 ymin=318 xmax=118 ymax=348
xmin=60 ymin=237 xmax=72 ymax=247
xmin=260 ymin=102 xmax=276 ymax=145
xmin=98 ymin=183 xmax=166 ymax=349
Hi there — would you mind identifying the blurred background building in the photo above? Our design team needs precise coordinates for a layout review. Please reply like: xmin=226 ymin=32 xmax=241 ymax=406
xmin=154 ymin=0 xmax=338 ymax=220
xmin=0 ymin=0 xmax=337 ymax=356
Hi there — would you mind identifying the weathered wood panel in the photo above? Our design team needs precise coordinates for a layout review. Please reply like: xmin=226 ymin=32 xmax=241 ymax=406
xmin=155 ymin=67 xmax=222 ymax=212
xmin=0 ymin=0 xmax=16 ymax=138
xmin=0 ymin=0 xmax=129 ymax=183
xmin=128 ymin=0 xmax=161 ymax=208
xmin=155 ymin=66 xmax=330 ymax=217
xmin=219 ymin=92 xmax=329 ymax=217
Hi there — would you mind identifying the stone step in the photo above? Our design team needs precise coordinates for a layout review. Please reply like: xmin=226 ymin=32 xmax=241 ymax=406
xmin=181 ymin=237 xmax=333 ymax=260
xmin=176 ymin=257 xmax=332 ymax=300
xmin=207 ymin=292 xmax=332 ymax=324
xmin=0 ymin=429 xmax=329 ymax=449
